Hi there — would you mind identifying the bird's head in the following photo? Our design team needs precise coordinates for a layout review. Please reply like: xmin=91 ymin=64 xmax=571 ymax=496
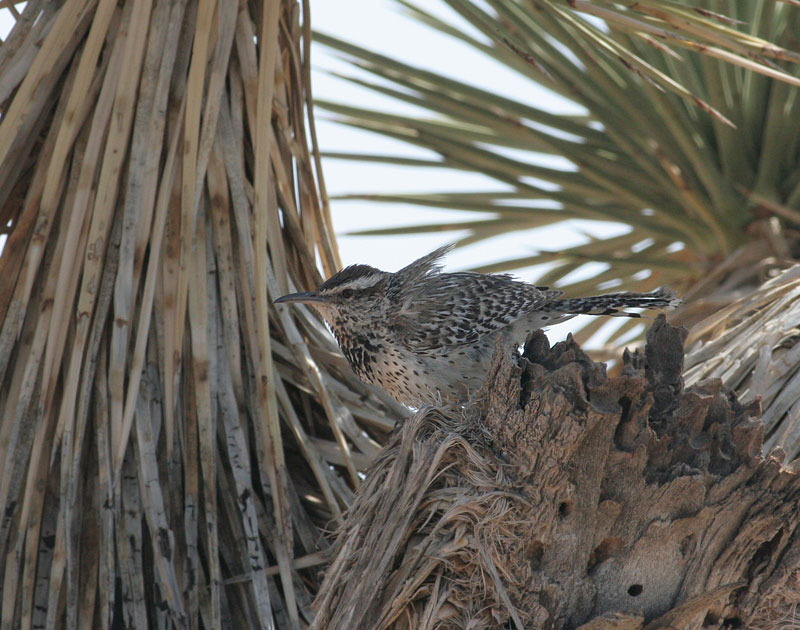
xmin=275 ymin=264 xmax=391 ymax=327
xmin=275 ymin=245 xmax=453 ymax=332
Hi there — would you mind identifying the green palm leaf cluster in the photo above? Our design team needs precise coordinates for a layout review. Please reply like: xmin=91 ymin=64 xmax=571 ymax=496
xmin=317 ymin=0 xmax=800 ymax=344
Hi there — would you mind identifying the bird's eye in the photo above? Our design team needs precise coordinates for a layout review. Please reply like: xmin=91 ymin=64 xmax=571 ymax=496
xmin=341 ymin=288 xmax=354 ymax=298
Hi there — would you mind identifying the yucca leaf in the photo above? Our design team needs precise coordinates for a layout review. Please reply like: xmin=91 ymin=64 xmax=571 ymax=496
xmin=316 ymin=0 xmax=800 ymax=327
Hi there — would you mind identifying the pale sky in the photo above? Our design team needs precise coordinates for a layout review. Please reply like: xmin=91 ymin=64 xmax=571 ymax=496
xmin=310 ymin=0 xmax=629 ymax=282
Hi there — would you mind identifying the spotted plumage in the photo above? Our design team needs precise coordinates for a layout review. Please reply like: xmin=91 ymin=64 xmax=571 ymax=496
xmin=275 ymin=246 xmax=680 ymax=406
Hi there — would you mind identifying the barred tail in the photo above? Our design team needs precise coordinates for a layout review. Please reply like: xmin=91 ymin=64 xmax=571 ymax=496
xmin=551 ymin=287 xmax=681 ymax=318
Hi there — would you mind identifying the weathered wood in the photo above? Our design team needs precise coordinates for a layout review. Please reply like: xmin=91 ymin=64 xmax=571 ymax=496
xmin=312 ymin=316 xmax=800 ymax=629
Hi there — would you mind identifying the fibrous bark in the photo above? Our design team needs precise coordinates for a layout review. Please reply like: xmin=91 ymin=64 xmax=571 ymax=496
xmin=312 ymin=316 xmax=800 ymax=629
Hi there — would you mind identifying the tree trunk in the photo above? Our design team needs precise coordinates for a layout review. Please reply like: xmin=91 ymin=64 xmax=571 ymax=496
xmin=312 ymin=317 xmax=800 ymax=629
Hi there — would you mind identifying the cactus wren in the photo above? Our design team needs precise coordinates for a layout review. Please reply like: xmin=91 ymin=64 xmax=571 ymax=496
xmin=276 ymin=246 xmax=679 ymax=406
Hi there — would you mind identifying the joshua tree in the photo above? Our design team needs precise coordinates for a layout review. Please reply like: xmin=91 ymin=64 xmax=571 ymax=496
xmin=1 ymin=1 xmax=800 ymax=628
xmin=308 ymin=1 xmax=800 ymax=627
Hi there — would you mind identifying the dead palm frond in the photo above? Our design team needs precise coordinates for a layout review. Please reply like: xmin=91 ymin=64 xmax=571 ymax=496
xmin=0 ymin=1 xmax=404 ymax=627
xmin=684 ymin=262 xmax=800 ymax=459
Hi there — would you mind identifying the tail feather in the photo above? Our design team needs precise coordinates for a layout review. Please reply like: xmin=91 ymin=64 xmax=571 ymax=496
xmin=550 ymin=287 xmax=681 ymax=318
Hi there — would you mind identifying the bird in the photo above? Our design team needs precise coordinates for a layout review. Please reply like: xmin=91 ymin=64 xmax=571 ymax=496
xmin=275 ymin=245 xmax=679 ymax=406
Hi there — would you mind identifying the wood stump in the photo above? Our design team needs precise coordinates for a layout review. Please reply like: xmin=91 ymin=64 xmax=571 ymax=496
xmin=311 ymin=317 xmax=800 ymax=629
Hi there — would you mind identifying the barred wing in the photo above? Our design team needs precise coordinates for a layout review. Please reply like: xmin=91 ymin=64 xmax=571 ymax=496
xmin=390 ymin=272 xmax=561 ymax=353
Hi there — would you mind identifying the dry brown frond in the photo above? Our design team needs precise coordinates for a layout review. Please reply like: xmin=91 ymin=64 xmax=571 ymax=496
xmin=684 ymin=263 xmax=800 ymax=460
xmin=0 ymin=1 xmax=404 ymax=627
xmin=311 ymin=407 xmax=534 ymax=630
xmin=750 ymin=570 xmax=800 ymax=630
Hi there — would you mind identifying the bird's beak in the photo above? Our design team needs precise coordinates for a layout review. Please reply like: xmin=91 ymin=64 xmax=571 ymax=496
xmin=274 ymin=291 xmax=329 ymax=305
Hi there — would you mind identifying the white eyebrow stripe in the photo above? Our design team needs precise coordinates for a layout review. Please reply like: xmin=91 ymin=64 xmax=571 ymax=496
xmin=334 ymin=274 xmax=382 ymax=291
